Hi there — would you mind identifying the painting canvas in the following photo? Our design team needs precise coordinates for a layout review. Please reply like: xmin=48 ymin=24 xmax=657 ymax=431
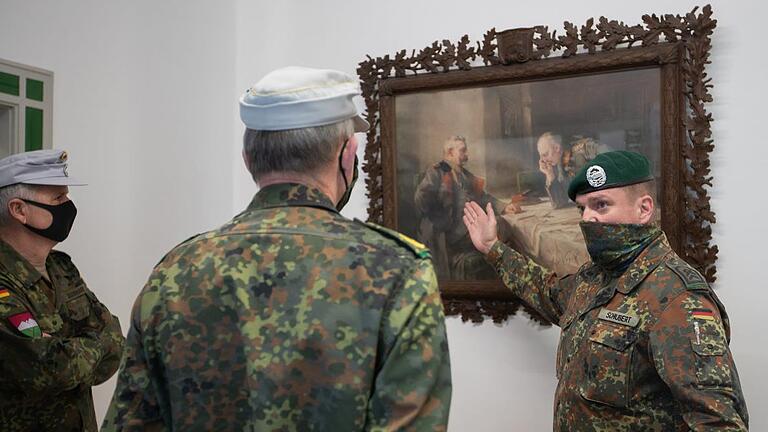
xmin=394 ymin=68 xmax=661 ymax=281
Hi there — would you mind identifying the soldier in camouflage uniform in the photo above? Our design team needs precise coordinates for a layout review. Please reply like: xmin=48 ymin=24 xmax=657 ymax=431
xmin=464 ymin=151 xmax=748 ymax=431
xmin=0 ymin=150 xmax=125 ymax=431
xmin=102 ymin=67 xmax=452 ymax=431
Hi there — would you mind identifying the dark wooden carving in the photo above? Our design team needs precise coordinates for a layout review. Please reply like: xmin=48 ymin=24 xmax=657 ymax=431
xmin=358 ymin=6 xmax=718 ymax=322
xmin=497 ymin=28 xmax=535 ymax=64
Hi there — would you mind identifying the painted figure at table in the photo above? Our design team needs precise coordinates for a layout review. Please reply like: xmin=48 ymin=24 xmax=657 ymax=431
xmin=538 ymin=132 xmax=603 ymax=209
xmin=414 ymin=135 xmax=520 ymax=280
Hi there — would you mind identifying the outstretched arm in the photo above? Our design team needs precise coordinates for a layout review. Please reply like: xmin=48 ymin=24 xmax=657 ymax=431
xmin=462 ymin=201 xmax=569 ymax=325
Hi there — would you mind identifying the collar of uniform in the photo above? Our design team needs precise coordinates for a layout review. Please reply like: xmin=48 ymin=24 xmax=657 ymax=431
xmin=579 ymin=234 xmax=670 ymax=316
xmin=248 ymin=183 xmax=338 ymax=213
xmin=0 ymin=238 xmax=44 ymax=289
xmin=614 ymin=232 xmax=672 ymax=294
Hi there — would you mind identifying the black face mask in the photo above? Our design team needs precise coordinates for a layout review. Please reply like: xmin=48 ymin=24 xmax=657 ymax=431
xmin=336 ymin=138 xmax=358 ymax=212
xmin=21 ymin=199 xmax=78 ymax=242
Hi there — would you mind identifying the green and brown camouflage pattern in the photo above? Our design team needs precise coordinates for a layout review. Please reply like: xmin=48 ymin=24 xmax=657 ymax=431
xmin=0 ymin=239 xmax=125 ymax=431
xmin=102 ymin=183 xmax=452 ymax=432
xmin=579 ymin=222 xmax=661 ymax=274
xmin=486 ymin=229 xmax=748 ymax=431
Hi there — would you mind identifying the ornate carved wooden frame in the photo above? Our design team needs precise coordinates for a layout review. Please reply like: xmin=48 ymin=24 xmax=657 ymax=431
xmin=357 ymin=6 xmax=717 ymax=323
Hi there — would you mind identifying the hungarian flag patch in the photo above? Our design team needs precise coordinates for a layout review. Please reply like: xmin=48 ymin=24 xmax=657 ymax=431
xmin=8 ymin=312 xmax=42 ymax=337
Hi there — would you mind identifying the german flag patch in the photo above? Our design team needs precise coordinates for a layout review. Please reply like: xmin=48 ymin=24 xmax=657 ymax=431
xmin=0 ymin=289 xmax=9 ymax=299
xmin=692 ymin=308 xmax=715 ymax=321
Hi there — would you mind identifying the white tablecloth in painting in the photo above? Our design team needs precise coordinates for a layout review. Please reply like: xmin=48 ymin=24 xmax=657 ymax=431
xmin=499 ymin=200 xmax=589 ymax=276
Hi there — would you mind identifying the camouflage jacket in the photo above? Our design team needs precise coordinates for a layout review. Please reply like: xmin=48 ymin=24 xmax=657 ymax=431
xmin=0 ymin=239 xmax=124 ymax=431
xmin=102 ymin=183 xmax=452 ymax=432
xmin=487 ymin=233 xmax=748 ymax=431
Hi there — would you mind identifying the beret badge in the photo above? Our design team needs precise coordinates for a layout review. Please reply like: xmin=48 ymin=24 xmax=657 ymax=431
xmin=586 ymin=165 xmax=606 ymax=188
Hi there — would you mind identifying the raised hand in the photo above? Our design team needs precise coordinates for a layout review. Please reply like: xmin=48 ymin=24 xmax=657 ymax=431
xmin=539 ymin=159 xmax=555 ymax=185
xmin=463 ymin=201 xmax=498 ymax=255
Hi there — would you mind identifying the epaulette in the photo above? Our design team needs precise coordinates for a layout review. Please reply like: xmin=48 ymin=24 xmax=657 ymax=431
xmin=355 ymin=220 xmax=431 ymax=259
xmin=666 ymin=256 xmax=709 ymax=291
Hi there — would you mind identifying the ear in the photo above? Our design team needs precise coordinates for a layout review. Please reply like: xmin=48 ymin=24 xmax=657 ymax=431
xmin=7 ymin=198 xmax=28 ymax=224
xmin=341 ymin=135 xmax=358 ymax=168
xmin=637 ymin=194 xmax=655 ymax=224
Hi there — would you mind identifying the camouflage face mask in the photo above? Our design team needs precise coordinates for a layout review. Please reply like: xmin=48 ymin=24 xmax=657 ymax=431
xmin=579 ymin=222 xmax=661 ymax=274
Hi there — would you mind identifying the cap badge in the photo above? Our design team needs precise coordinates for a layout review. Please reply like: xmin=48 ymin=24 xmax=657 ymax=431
xmin=586 ymin=165 xmax=606 ymax=187
xmin=59 ymin=151 xmax=68 ymax=162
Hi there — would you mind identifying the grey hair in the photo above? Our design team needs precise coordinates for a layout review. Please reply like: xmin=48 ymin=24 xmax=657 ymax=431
xmin=442 ymin=135 xmax=467 ymax=156
xmin=243 ymin=118 xmax=355 ymax=181
xmin=537 ymin=132 xmax=562 ymax=150
xmin=0 ymin=184 xmax=36 ymax=226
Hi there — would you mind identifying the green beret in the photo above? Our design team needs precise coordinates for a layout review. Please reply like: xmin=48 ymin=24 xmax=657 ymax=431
xmin=567 ymin=150 xmax=654 ymax=200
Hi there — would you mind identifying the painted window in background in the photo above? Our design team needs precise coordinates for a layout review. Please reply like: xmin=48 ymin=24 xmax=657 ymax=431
xmin=0 ymin=59 xmax=53 ymax=157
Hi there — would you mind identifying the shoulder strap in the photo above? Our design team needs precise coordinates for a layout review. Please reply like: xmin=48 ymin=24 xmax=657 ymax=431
xmin=355 ymin=220 xmax=431 ymax=259
xmin=666 ymin=256 xmax=709 ymax=291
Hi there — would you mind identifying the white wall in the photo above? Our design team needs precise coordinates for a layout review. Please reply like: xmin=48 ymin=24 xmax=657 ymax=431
xmin=234 ymin=1 xmax=767 ymax=430
xmin=1 ymin=0 xmax=766 ymax=430
xmin=0 ymin=0 xmax=237 ymax=423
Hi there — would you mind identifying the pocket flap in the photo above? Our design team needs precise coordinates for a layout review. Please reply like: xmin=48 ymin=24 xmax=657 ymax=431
xmin=691 ymin=336 xmax=726 ymax=356
xmin=589 ymin=322 xmax=637 ymax=351
xmin=65 ymin=293 xmax=90 ymax=321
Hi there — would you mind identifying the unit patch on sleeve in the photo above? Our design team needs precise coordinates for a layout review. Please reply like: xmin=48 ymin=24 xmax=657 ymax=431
xmin=8 ymin=312 xmax=42 ymax=338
